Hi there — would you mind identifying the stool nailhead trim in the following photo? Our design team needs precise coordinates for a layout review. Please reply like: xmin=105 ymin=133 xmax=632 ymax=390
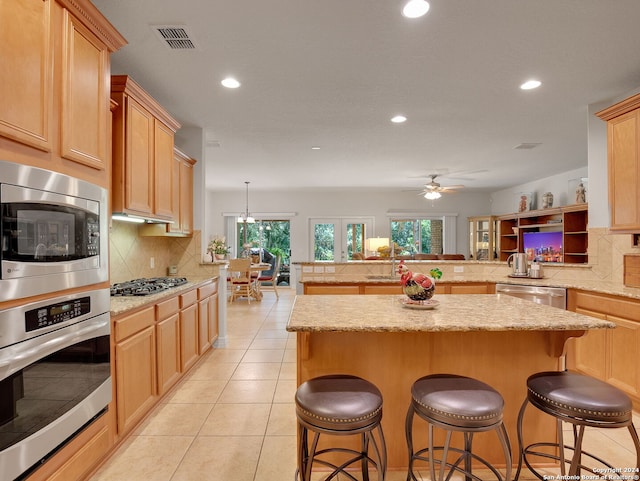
xmin=297 ymin=405 xmax=382 ymax=425
xmin=415 ymin=399 xmax=500 ymax=422
xmin=528 ymin=388 xmax=632 ymax=418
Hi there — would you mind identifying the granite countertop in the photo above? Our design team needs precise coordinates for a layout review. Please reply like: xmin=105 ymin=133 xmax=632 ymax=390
xmin=110 ymin=278 xmax=216 ymax=316
xmin=286 ymin=294 xmax=615 ymax=333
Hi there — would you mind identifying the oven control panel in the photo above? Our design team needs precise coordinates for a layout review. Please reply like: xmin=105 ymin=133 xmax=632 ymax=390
xmin=25 ymin=296 xmax=91 ymax=332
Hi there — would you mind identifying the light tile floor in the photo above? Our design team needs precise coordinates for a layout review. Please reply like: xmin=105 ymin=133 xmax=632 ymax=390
xmin=91 ymin=288 xmax=640 ymax=481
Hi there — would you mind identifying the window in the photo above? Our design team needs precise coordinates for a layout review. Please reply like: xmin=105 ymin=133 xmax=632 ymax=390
xmin=390 ymin=218 xmax=444 ymax=254
xmin=237 ymin=220 xmax=290 ymax=264
xmin=310 ymin=218 xmax=373 ymax=261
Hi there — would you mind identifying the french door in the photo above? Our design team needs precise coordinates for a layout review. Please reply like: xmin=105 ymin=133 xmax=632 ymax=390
xmin=310 ymin=218 xmax=373 ymax=262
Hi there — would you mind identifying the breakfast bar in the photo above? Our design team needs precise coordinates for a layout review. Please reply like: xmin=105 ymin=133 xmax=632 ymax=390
xmin=286 ymin=294 xmax=615 ymax=470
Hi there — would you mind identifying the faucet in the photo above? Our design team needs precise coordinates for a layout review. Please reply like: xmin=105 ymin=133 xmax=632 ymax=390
xmin=390 ymin=242 xmax=397 ymax=277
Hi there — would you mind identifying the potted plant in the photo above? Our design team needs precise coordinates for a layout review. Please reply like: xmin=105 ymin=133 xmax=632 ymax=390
xmin=207 ymin=236 xmax=230 ymax=261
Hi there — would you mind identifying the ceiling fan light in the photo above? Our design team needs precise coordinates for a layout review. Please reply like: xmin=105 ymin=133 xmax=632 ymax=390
xmin=424 ymin=191 xmax=441 ymax=200
xmin=403 ymin=0 xmax=430 ymax=18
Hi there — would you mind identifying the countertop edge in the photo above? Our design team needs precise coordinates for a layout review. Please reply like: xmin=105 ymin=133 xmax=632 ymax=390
xmin=110 ymin=277 xmax=219 ymax=317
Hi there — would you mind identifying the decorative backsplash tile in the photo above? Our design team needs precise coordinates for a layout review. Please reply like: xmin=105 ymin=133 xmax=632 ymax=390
xmin=109 ymin=223 xmax=218 ymax=283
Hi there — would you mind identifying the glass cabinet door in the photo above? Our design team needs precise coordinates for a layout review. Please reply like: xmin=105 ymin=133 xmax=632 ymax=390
xmin=468 ymin=216 xmax=496 ymax=260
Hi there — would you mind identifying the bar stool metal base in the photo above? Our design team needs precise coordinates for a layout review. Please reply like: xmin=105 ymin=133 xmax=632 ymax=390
xmin=295 ymin=374 xmax=387 ymax=481
xmin=405 ymin=374 xmax=512 ymax=481
xmin=515 ymin=371 xmax=640 ymax=480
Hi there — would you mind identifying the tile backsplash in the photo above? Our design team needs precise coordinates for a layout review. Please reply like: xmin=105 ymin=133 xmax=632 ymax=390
xmin=109 ymin=222 xmax=219 ymax=283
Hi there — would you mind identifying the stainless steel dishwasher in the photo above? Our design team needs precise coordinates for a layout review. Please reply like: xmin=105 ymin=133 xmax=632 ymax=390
xmin=495 ymin=283 xmax=567 ymax=309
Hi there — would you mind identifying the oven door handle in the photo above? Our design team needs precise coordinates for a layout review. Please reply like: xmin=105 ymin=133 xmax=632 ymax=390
xmin=0 ymin=315 xmax=109 ymax=380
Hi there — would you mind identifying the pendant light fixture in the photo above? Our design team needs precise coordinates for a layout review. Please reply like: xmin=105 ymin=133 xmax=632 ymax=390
xmin=237 ymin=181 xmax=255 ymax=224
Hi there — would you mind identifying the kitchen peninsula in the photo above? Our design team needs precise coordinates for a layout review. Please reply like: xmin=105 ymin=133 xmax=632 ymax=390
xmin=286 ymin=293 xmax=613 ymax=469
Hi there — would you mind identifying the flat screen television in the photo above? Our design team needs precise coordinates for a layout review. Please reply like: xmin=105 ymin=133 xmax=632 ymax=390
xmin=523 ymin=231 xmax=563 ymax=263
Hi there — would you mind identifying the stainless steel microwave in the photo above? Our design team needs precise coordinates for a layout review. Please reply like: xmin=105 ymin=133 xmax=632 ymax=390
xmin=0 ymin=161 xmax=108 ymax=301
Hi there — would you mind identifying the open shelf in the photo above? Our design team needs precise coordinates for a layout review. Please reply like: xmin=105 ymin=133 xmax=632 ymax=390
xmin=497 ymin=204 xmax=588 ymax=264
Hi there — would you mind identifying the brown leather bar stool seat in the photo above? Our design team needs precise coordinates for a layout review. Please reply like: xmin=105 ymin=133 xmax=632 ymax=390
xmin=295 ymin=374 xmax=387 ymax=481
xmin=406 ymin=374 xmax=512 ymax=481
xmin=515 ymin=371 xmax=640 ymax=480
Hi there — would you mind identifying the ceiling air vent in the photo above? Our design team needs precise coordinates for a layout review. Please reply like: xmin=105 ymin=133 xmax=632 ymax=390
xmin=514 ymin=143 xmax=542 ymax=150
xmin=152 ymin=25 xmax=198 ymax=50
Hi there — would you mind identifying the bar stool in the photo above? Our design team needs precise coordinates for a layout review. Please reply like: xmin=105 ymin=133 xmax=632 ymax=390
xmin=515 ymin=371 xmax=640 ymax=480
xmin=405 ymin=374 xmax=512 ymax=481
xmin=295 ymin=374 xmax=387 ymax=481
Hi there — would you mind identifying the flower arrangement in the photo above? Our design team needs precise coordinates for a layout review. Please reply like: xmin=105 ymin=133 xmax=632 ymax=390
xmin=207 ymin=236 xmax=230 ymax=256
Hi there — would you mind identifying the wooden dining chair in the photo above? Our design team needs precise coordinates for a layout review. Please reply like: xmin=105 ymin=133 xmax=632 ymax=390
xmin=258 ymin=255 xmax=281 ymax=298
xmin=227 ymin=258 xmax=254 ymax=303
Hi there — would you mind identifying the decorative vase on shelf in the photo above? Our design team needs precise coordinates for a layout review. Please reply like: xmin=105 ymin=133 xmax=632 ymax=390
xmin=542 ymin=192 xmax=554 ymax=209
xmin=214 ymin=254 xmax=226 ymax=261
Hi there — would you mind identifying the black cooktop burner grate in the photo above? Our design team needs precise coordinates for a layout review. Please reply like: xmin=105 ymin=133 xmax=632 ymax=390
xmin=110 ymin=277 xmax=188 ymax=296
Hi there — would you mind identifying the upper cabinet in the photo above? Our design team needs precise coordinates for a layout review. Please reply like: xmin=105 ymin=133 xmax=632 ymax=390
xmin=0 ymin=0 xmax=126 ymax=187
xmin=111 ymin=75 xmax=181 ymax=221
xmin=468 ymin=216 xmax=497 ymax=260
xmin=596 ymin=93 xmax=640 ymax=233
xmin=139 ymin=148 xmax=196 ymax=237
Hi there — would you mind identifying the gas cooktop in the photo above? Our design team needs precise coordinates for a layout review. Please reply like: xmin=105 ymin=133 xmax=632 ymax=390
xmin=110 ymin=277 xmax=188 ymax=296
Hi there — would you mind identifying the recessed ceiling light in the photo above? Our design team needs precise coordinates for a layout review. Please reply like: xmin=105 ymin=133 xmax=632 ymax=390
xmin=391 ymin=115 xmax=407 ymax=123
xmin=221 ymin=77 xmax=241 ymax=89
xmin=520 ymin=80 xmax=541 ymax=90
xmin=402 ymin=0 xmax=430 ymax=18
xmin=311 ymin=146 xmax=321 ymax=150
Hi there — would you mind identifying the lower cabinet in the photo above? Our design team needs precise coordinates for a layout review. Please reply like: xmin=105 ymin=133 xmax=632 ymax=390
xmin=113 ymin=307 xmax=157 ymax=435
xmin=304 ymin=284 xmax=361 ymax=295
xmin=112 ymin=278 xmax=219 ymax=438
xmin=438 ymin=282 xmax=495 ymax=294
xmin=179 ymin=291 xmax=199 ymax=372
xmin=198 ymin=280 xmax=219 ymax=354
xmin=156 ymin=303 xmax=181 ymax=395
xmin=304 ymin=282 xmax=494 ymax=295
xmin=567 ymin=289 xmax=640 ymax=404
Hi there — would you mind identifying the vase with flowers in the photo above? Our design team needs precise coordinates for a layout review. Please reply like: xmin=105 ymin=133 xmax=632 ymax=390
xmin=207 ymin=236 xmax=230 ymax=261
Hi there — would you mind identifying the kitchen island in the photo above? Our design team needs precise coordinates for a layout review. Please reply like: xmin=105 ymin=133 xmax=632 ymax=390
xmin=286 ymin=294 xmax=614 ymax=470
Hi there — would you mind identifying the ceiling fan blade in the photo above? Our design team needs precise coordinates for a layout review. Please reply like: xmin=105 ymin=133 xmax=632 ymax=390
xmin=439 ymin=184 xmax=465 ymax=191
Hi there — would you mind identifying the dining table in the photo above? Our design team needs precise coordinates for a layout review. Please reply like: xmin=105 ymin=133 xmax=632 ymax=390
xmin=249 ymin=263 xmax=272 ymax=300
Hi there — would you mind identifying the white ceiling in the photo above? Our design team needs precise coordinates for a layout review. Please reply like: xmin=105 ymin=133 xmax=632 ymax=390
xmin=93 ymin=0 xmax=640 ymax=193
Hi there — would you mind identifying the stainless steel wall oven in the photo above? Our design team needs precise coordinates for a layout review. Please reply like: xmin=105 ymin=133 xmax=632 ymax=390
xmin=0 ymin=160 xmax=108 ymax=302
xmin=0 ymin=288 xmax=111 ymax=481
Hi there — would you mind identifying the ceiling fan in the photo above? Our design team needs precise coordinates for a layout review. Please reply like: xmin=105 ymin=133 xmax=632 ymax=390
xmin=418 ymin=175 xmax=465 ymax=199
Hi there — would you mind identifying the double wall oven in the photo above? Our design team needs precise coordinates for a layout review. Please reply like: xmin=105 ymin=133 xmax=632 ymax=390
xmin=0 ymin=161 xmax=111 ymax=480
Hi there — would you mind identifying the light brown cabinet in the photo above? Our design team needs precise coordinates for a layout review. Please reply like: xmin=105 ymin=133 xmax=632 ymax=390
xmin=198 ymin=280 xmax=219 ymax=354
xmin=138 ymin=148 xmax=196 ymax=237
xmin=179 ymin=290 xmax=200 ymax=372
xmin=566 ymin=289 xmax=640 ymax=407
xmin=167 ymin=148 xmax=195 ymax=235
xmin=155 ymin=297 xmax=181 ymax=395
xmin=111 ymin=279 xmax=219 ymax=440
xmin=0 ymin=0 xmax=125 ymax=188
xmin=304 ymin=282 xmax=494 ymax=295
xmin=497 ymin=204 xmax=588 ymax=264
xmin=111 ymin=75 xmax=181 ymax=221
xmin=468 ymin=216 xmax=497 ymax=260
xmin=113 ymin=307 xmax=157 ymax=435
xmin=596 ymin=94 xmax=640 ymax=233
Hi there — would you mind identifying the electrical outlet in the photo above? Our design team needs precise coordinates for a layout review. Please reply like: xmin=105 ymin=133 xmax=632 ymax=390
xmin=454 ymin=266 xmax=464 ymax=273
xmin=150 ymin=257 xmax=155 ymax=269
